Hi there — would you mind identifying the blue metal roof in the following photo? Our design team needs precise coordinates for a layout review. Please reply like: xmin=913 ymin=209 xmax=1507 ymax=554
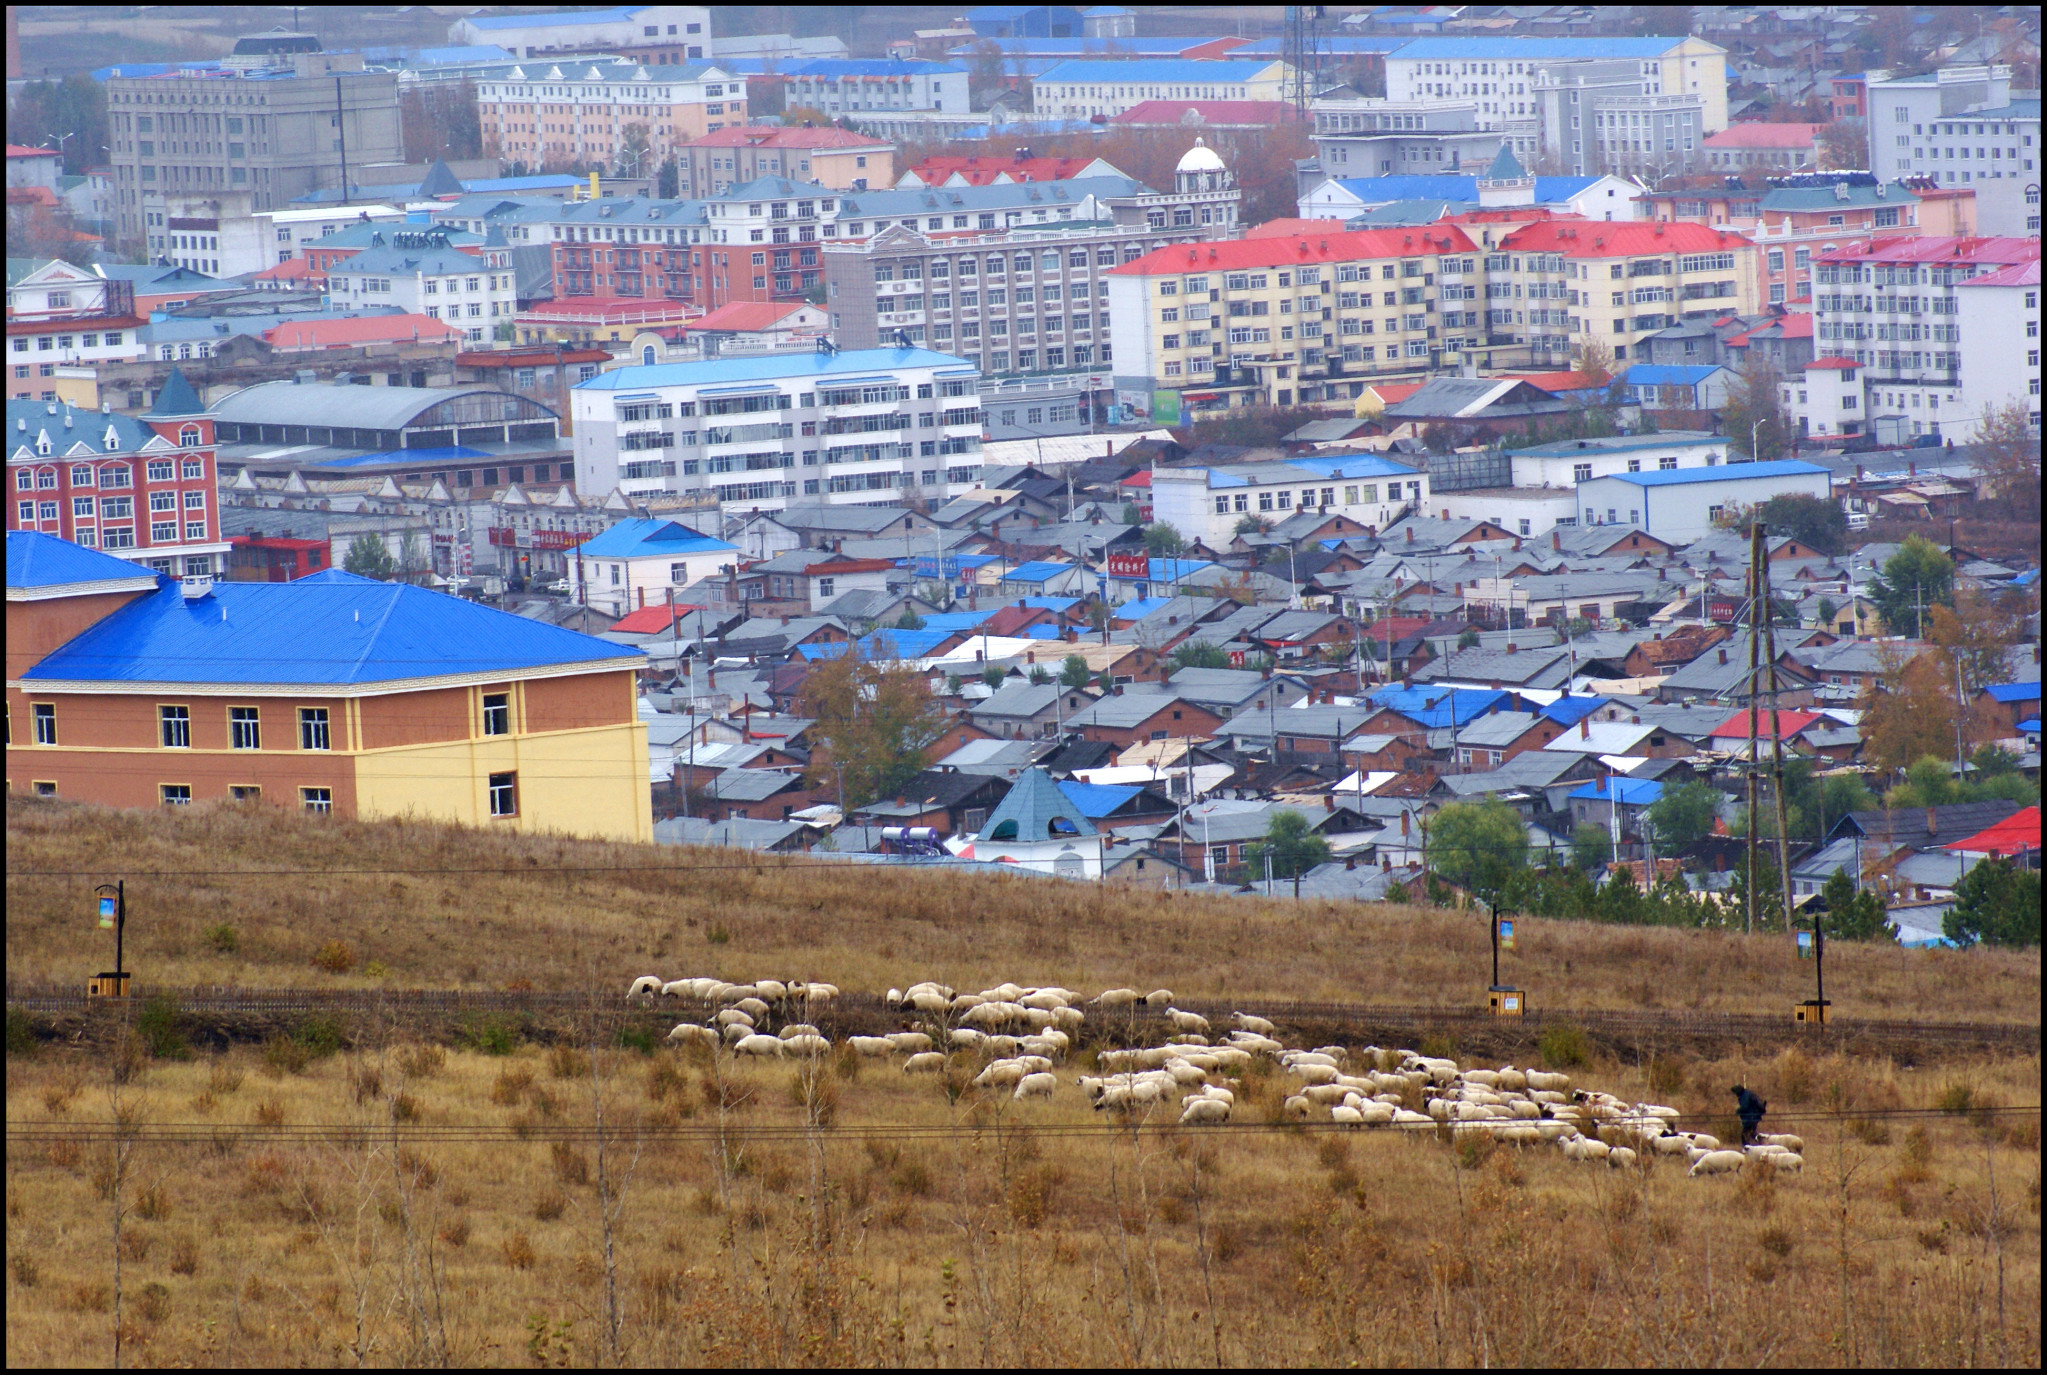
xmin=1035 ymin=58 xmax=1281 ymax=82
xmin=1282 ymin=453 xmax=1424 ymax=480
xmin=1624 ymin=364 xmax=1726 ymax=387
xmin=859 ymin=627 xmax=954 ymax=660
xmin=1540 ymin=693 xmax=1608 ymax=728
xmin=1057 ymin=779 xmax=1143 ymax=818
xmin=299 ymin=446 xmax=492 ymax=470
xmin=1367 ymin=685 xmax=1511 ymax=728
xmin=1569 ymin=777 xmax=1667 ymax=806
xmin=1148 ymin=557 xmax=1212 ymax=581
xmin=575 ymin=347 xmax=975 ymax=392
xmin=1589 ymin=460 xmax=1829 ymax=488
xmin=1388 ymin=36 xmax=1695 ymax=60
xmin=1986 ymin=682 xmax=2043 ymax=703
xmin=1003 ymin=560 xmax=1075 ymax=583
xmin=22 ymin=570 xmax=642 ymax=686
xmin=7 ymin=399 xmax=163 ymax=458
xmin=1114 ymin=596 xmax=1172 ymax=620
xmin=917 ymin=610 xmax=998 ymax=633
xmin=6 ymin=531 xmax=161 ymax=591
xmin=575 ymin=518 xmax=736 ymax=560
xmin=1021 ymin=595 xmax=1080 ymax=610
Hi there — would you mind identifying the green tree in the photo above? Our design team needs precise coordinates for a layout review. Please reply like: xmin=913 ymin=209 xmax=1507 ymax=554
xmin=1141 ymin=522 xmax=1186 ymax=556
xmin=1059 ymin=654 xmax=1092 ymax=690
xmin=1645 ymin=779 xmax=1721 ymax=853
xmin=1233 ymin=513 xmax=1273 ymax=536
xmin=1120 ymin=502 xmax=1142 ymax=525
xmin=343 ymin=535 xmax=399 ymax=580
xmin=1427 ymin=798 xmax=1529 ymax=907
xmin=895 ymin=608 xmax=926 ymax=630
xmin=1721 ymin=354 xmax=1791 ymax=461
xmin=1867 ymin=534 xmax=1954 ymax=638
xmin=1243 ymin=809 xmax=1333 ymax=897
xmin=1815 ymin=595 xmax=1839 ymax=628
xmin=1725 ymin=853 xmax=1786 ymax=931
xmin=798 ymin=645 xmax=949 ymax=810
xmin=1758 ymin=492 xmax=1847 ymax=555
xmin=1571 ymin=823 xmax=1612 ymax=872
xmin=1818 ymin=867 xmax=1894 ymax=942
xmin=1970 ymin=743 xmax=2022 ymax=780
xmin=1168 ymin=640 xmax=1231 ymax=672
xmin=1598 ymin=864 xmax=1645 ymax=924
xmin=1457 ymin=627 xmax=1481 ymax=650
xmin=1944 ymin=856 xmax=2042 ymax=948
xmin=982 ymin=664 xmax=1007 ymax=688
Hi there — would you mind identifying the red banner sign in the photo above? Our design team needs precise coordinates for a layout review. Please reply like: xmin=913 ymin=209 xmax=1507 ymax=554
xmin=1227 ymin=649 xmax=1245 ymax=668
xmin=1106 ymin=551 xmax=1150 ymax=578
xmin=1708 ymin=598 xmax=1736 ymax=624
xmin=489 ymin=527 xmax=592 ymax=550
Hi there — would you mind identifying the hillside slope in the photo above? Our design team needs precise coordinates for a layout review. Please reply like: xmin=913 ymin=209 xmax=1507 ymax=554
xmin=6 ymin=798 xmax=2039 ymax=1022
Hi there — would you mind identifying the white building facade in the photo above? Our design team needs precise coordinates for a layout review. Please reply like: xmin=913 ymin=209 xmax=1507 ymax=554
xmin=324 ymin=233 xmax=518 ymax=346
xmin=1575 ymin=460 xmax=1830 ymax=543
xmin=451 ymin=6 xmax=711 ymax=60
xmin=1382 ymin=36 xmax=1728 ymax=136
xmin=1151 ymin=455 xmax=1429 ymax=548
xmin=1507 ymin=432 xmax=1732 ymax=489
xmin=1865 ymin=66 xmax=2040 ymax=237
xmin=1955 ymin=261 xmax=2042 ymax=431
xmin=569 ymin=347 xmax=985 ymax=523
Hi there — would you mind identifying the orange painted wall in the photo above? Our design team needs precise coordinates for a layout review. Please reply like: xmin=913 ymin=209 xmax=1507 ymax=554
xmin=5 ymin=590 xmax=152 ymax=681
xmin=523 ymin=670 xmax=634 ymax=733
xmin=357 ymin=686 xmax=474 ymax=750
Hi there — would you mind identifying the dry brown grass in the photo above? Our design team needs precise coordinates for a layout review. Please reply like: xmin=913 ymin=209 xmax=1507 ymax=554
xmin=3 ymin=1037 xmax=2038 ymax=1367
xmin=7 ymin=798 xmax=2040 ymax=1020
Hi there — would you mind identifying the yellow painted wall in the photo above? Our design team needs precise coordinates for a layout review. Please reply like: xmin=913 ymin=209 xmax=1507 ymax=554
xmin=351 ymin=720 xmax=652 ymax=842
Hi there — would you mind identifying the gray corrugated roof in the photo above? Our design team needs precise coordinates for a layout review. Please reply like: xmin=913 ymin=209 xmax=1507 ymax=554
xmin=211 ymin=379 xmax=535 ymax=431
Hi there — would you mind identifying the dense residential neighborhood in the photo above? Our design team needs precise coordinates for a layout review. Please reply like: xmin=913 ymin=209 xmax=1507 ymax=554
xmin=6 ymin=3 xmax=2040 ymax=944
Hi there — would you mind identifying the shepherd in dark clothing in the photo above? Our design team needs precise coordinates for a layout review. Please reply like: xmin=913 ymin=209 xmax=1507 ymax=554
xmin=1731 ymin=1084 xmax=1768 ymax=1144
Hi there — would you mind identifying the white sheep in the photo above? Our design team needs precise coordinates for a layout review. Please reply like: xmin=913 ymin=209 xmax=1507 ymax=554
xmin=888 ymin=1031 xmax=934 ymax=1053
xmin=1757 ymin=1132 xmax=1805 ymax=1152
xmin=777 ymin=1023 xmax=821 ymax=1040
xmin=1651 ymin=1133 xmax=1693 ymax=1156
xmin=949 ymin=1028 xmax=984 ymax=1048
xmin=1232 ymin=1012 xmax=1276 ymax=1035
xmin=1524 ymin=1070 xmax=1571 ymax=1092
xmin=973 ymin=1061 xmax=1026 ymax=1089
xmin=847 ymin=1035 xmax=898 ymax=1056
xmin=721 ymin=1024 xmax=750 ymax=1043
xmin=659 ymin=979 xmax=694 ymax=998
xmin=752 ymin=979 xmax=787 ymax=1001
xmin=1292 ymin=1063 xmax=1341 ymax=1086
xmin=1331 ymin=1104 xmax=1366 ymax=1128
xmin=1019 ymin=991 xmax=1067 ymax=1011
xmin=1092 ymin=987 xmax=1140 ymax=1008
xmin=902 ymin=1052 xmax=947 ymax=1074
xmin=1181 ymin=1097 xmax=1231 ymax=1125
xmin=1143 ymin=988 xmax=1175 ymax=1006
xmin=714 ymin=1008 xmax=754 ymax=1029
xmin=666 ymin=1023 xmax=717 ymax=1047
xmin=1357 ymin=1103 xmax=1396 ymax=1127
xmin=1607 ymin=1146 xmax=1638 ymax=1169
xmin=803 ymin=982 xmax=840 ymax=1003
xmin=1391 ymin=1109 xmax=1434 ymax=1129
xmin=782 ymin=1034 xmax=830 ymax=1057
xmin=1013 ymin=1072 xmax=1058 ymax=1101
xmin=1283 ymin=1093 xmax=1313 ymax=1118
xmin=1687 ymin=1149 xmax=1747 ymax=1177
xmin=627 ymin=975 xmax=662 ymax=999
xmin=1165 ymin=1007 xmax=1209 ymax=1034
xmin=734 ymin=996 xmax=771 ymax=1019
xmin=1052 ymin=1007 xmax=1087 ymax=1031
xmin=1770 ymin=1152 xmax=1804 ymax=1174
xmin=733 ymin=1033 xmax=785 ymax=1057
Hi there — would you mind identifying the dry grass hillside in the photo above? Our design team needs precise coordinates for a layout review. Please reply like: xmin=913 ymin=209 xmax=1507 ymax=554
xmin=6 ymin=798 xmax=2042 ymax=1022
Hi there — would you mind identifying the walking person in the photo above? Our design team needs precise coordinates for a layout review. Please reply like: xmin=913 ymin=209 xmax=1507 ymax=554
xmin=1731 ymin=1084 xmax=1768 ymax=1145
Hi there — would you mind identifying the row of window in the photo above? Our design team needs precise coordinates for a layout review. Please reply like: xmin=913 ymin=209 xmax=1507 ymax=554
xmin=19 ymin=697 xmax=515 ymax=750
xmin=16 ymin=458 xmax=203 ymax=488
xmin=99 ymin=775 xmax=515 ymax=817
xmin=12 ymin=331 xmax=126 ymax=352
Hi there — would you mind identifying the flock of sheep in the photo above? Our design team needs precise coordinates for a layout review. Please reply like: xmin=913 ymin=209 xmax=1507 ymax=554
xmin=626 ymin=974 xmax=1805 ymax=1176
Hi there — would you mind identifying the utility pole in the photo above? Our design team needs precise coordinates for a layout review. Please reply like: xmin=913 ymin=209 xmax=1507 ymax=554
xmin=1762 ymin=544 xmax=1795 ymax=932
xmin=1744 ymin=525 xmax=1762 ymax=936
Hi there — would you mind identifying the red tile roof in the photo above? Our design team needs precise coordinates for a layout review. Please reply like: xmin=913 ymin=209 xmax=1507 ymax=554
xmin=262 ymin=315 xmax=463 ymax=349
xmin=1501 ymin=370 xmax=1606 ymax=392
xmin=5 ymin=144 xmax=61 ymax=159
xmin=1959 ymin=259 xmax=2041 ymax=288
xmin=689 ymin=300 xmax=814 ymax=333
xmin=1113 ymin=224 xmax=1479 ymax=276
xmin=1805 ymin=356 xmax=1862 ymax=370
xmin=1367 ymin=381 xmax=1424 ymax=403
xmin=253 ymin=256 xmax=320 ymax=282
xmin=1245 ymin=217 xmax=1351 ymax=239
xmin=803 ymin=557 xmax=896 ymax=575
xmin=683 ymin=125 xmax=889 ymax=150
xmin=1708 ymin=707 xmax=1824 ymax=740
xmin=1703 ymin=122 xmax=1824 ymax=148
xmin=610 ymin=602 xmax=702 ymax=634
xmin=1498 ymin=219 xmax=1755 ymax=258
xmin=1111 ymin=99 xmax=1306 ymax=126
xmin=1118 ymin=470 xmax=1152 ymax=487
xmin=1814 ymin=235 xmax=2043 ymax=266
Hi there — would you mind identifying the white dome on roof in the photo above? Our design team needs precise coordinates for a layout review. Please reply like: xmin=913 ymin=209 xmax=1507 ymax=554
xmin=1176 ymin=137 xmax=1227 ymax=175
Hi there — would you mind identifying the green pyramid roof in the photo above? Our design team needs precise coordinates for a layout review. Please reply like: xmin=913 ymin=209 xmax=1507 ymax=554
xmin=977 ymin=766 xmax=1097 ymax=841
xmin=1483 ymin=145 xmax=1527 ymax=181
xmin=143 ymin=366 xmax=205 ymax=418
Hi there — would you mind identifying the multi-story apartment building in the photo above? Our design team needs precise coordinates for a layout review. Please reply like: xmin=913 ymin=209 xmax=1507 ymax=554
xmin=1955 ymin=260 xmax=2042 ymax=431
xmin=5 ymin=263 xmax=146 ymax=407
xmin=324 ymin=231 xmax=517 ymax=348
xmin=1107 ymin=222 xmax=1486 ymax=419
xmin=781 ymin=59 xmax=969 ymax=118
xmin=473 ymin=60 xmax=747 ymax=170
xmin=104 ymin=59 xmax=402 ymax=253
xmin=1748 ymin=178 xmax=1975 ymax=307
xmin=1305 ymin=96 xmax=1502 ymax=182
xmin=676 ymin=125 xmax=894 ymax=198
xmin=1153 ymin=454 xmax=1430 ymax=548
xmin=1529 ymin=58 xmax=1705 ymax=178
xmin=569 ymin=347 xmax=984 ymax=522
xmin=1701 ymin=123 xmax=1824 ymax=173
xmin=6 ymin=371 xmax=229 ymax=577
xmin=1866 ymin=65 xmax=2040 ymax=236
xmin=450 ymin=5 xmax=710 ymax=61
xmin=1804 ymin=235 xmax=2043 ymax=443
xmin=1032 ymin=59 xmax=1294 ymax=121
xmin=1494 ymin=218 xmax=1760 ymax=364
xmin=1384 ymin=36 xmax=1728 ymax=135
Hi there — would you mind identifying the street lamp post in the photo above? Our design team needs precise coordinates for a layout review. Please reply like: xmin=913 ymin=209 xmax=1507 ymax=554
xmin=90 ymin=881 xmax=130 ymax=997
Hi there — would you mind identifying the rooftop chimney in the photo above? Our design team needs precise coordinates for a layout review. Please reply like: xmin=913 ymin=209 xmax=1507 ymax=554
xmin=1718 ymin=648 xmax=1729 ymax=665
xmin=1926 ymin=805 xmax=1938 ymax=835
xmin=1506 ymin=642 xmax=1518 ymax=654
xmin=1580 ymin=717 xmax=1591 ymax=739
xmin=1405 ymin=526 xmax=1414 ymax=543
xmin=1552 ymin=529 xmax=1561 ymax=551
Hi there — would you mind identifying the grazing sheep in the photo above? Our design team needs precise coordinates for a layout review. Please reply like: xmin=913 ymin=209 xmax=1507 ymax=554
xmin=1770 ymin=1152 xmax=1804 ymax=1174
xmin=889 ymin=1031 xmax=934 ymax=1053
xmin=1651 ymin=1134 xmax=1693 ymax=1156
xmin=734 ymin=996 xmax=771 ymax=1019
xmin=902 ymin=1052 xmax=947 ymax=1074
xmin=1392 ymin=1109 xmax=1434 ymax=1129
xmin=1093 ymin=988 xmax=1141 ymax=1008
xmin=973 ymin=1061 xmax=1026 ymax=1089
xmin=715 ymin=1008 xmax=755 ymax=1029
xmin=1357 ymin=1103 xmax=1396 ymax=1127
xmin=1232 ymin=1012 xmax=1276 ymax=1036
xmin=1758 ymin=1132 xmax=1804 ymax=1152
xmin=1053 ymin=1007 xmax=1087 ymax=1031
xmin=848 ymin=1035 xmax=897 ymax=1057
xmin=907 ymin=990 xmax=949 ymax=1013
xmin=1305 ymin=1083 xmax=1350 ymax=1105
xmin=783 ymin=1034 xmax=830 ymax=1057
xmin=666 ymin=1023 xmax=717 ymax=1047
xmin=659 ymin=979 xmax=693 ymax=998
xmin=1165 ymin=1007 xmax=1210 ymax=1034
xmin=1020 ymin=991 xmax=1067 ymax=1011
xmin=752 ymin=980 xmax=787 ymax=1002
xmin=1524 ymin=1070 xmax=1571 ymax=1092
xmin=981 ymin=1034 xmax=1021 ymax=1058
xmin=949 ymin=1028 xmax=984 ymax=1049
xmin=1687 ymin=1149 xmax=1747 ymax=1177
xmin=721 ymin=1024 xmax=750 ymax=1043
xmin=1181 ymin=1097 xmax=1232 ymax=1125
xmin=714 ymin=983 xmax=751 ymax=1005
xmin=803 ymin=982 xmax=840 ymax=1003
xmin=1013 ymin=1072 xmax=1058 ymax=1101
xmin=1607 ymin=1146 xmax=1638 ymax=1169
xmin=733 ymin=1034 xmax=785 ymax=1057
xmin=1681 ymin=1132 xmax=1721 ymax=1152
xmin=1292 ymin=1063 xmax=1341 ymax=1086
xmin=777 ymin=1023 xmax=821 ymax=1040
xmin=1331 ymin=1104 xmax=1366 ymax=1128
xmin=1495 ymin=1068 xmax=1528 ymax=1092
xmin=1144 ymin=989 xmax=1175 ymax=1006
xmin=1166 ymin=1032 xmax=1210 ymax=1046
xmin=628 ymin=975 xmax=662 ymax=999
xmin=1283 ymin=1094 xmax=1314 ymax=1119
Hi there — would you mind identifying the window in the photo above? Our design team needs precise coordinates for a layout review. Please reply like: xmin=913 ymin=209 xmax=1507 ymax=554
xmin=301 ymin=787 xmax=333 ymax=814
xmin=161 ymin=784 xmax=192 ymax=807
xmin=230 ymin=706 xmax=260 ymax=750
xmin=1573 ymin=463 xmax=1593 ymax=483
xmin=482 ymin=692 xmax=511 ymax=736
xmin=299 ymin=707 xmax=330 ymax=751
xmin=33 ymin=702 xmax=56 ymax=745
xmin=159 ymin=704 xmax=190 ymax=749
xmin=489 ymin=771 xmax=518 ymax=818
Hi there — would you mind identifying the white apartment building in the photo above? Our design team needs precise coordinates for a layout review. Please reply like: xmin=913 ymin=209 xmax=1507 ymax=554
xmin=1955 ymin=260 xmax=2042 ymax=430
xmin=782 ymin=60 xmax=970 ymax=117
xmin=324 ymin=232 xmax=518 ymax=347
xmin=1530 ymin=59 xmax=1706 ymax=179
xmin=1383 ymin=36 xmax=1728 ymax=136
xmin=450 ymin=6 xmax=711 ymax=61
xmin=256 ymin=204 xmax=408 ymax=268
xmin=1508 ymin=432 xmax=1732 ymax=488
xmin=1866 ymin=65 xmax=2041 ymax=237
xmin=569 ymin=347 xmax=985 ymax=521
xmin=1306 ymin=96 xmax=1503 ymax=180
xmin=1032 ymin=59 xmax=1293 ymax=121
xmin=1807 ymin=235 xmax=2043 ymax=443
xmin=472 ymin=59 xmax=747 ymax=169
xmin=1151 ymin=455 xmax=1430 ymax=548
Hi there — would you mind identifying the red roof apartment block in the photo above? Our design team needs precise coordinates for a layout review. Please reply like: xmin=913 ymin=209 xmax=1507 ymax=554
xmin=263 ymin=316 xmax=463 ymax=351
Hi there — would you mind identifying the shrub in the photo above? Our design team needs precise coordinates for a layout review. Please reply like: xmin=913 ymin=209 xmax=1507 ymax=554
xmin=137 ymin=1281 xmax=172 ymax=1324
xmin=205 ymin=922 xmax=239 ymax=954
xmin=293 ymin=1016 xmax=343 ymax=1061
xmin=135 ymin=1182 xmax=172 ymax=1221
xmin=70 ymin=1281 xmax=110 ymax=1313
xmin=118 ymin=1228 xmax=152 ymax=1262
xmin=169 ymin=1235 xmax=199 ymax=1276
xmin=312 ymin=940 xmax=355 ymax=974
xmin=262 ymin=1036 xmax=311 ymax=1076
xmin=438 ymin=1217 xmax=471 ymax=1248
xmin=1538 ymin=1023 xmax=1589 ymax=1069
xmin=208 ymin=1061 xmax=244 ymax=1095
xmin=6 ymin=1006 xmax=34 ymax=1058
xmin=548 ymin=1045 xmax=589 ymax=1080
xmin=550 ymin=1141 xmax=589 ymax=1186
xmin=1759 ymin=1223 xmax=1794 ymax=1258
xmin=463 ymin=1016 xmax=521 ymax=1056
xmin=254 ymin=1098 xmax=285 ymax=1126
xmin=397 ymin=1043 xmax=445 ymax=1079
xmin=706 ymin=923 xmax=731 ymax=945
xmin=615 ymin=1023 xmax=658 ymax=1055
xmin=1646 ymin=1056 xmax=1686 ymax=1098
xmin=1009 ymin=1164 xmax=1060 ymax=1228
xmin=348 ymin=1061 xmax=383 ymax=1104
xmin=1934 ymin=1082 xmax=1975 ymax=1115
xmin=137 ymin=994 xmax=190 ymax=1060
xmin=11 ymin=1254 xmax=40 ymax=1288
xmin=502 ymin=1232 xmax=538 ymax=1269
xmin=489 ymin=1066 xmax=535 ymax=1106
xmin=391 ymin=1093 xmax=421 ymax=1123
xmin=534 ymin=1188 xmax=567 ymax=1222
